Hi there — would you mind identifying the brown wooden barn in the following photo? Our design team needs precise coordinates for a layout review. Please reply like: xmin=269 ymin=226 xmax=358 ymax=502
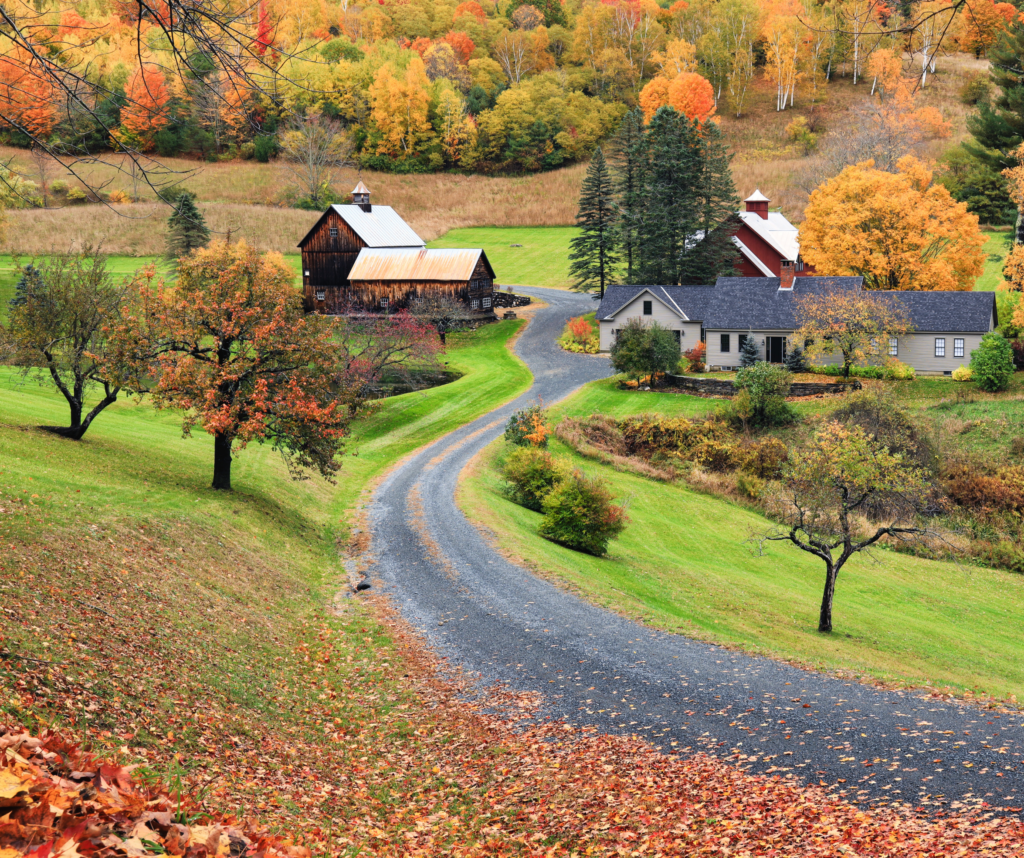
xmin=347 ymin=248 xmax=497 ymax=313
xmin=298 ymin=182 xmax=495 ymax=315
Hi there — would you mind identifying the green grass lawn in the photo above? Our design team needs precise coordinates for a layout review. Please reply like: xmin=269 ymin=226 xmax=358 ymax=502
xmin=0 ymin=253 xmax=304 ymax=320
xmin=976 ymin=229 xmax=1012 ymax=292
xmin=429 ymin=226 xmax=578 ymax=289
xmin=460 ymin=373 xmax=1024 ymax=703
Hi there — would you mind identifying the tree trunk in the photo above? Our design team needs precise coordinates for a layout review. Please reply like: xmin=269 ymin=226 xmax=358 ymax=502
xmin=212 ymin=434 xmax=233 ymax=491
xmin=818 ymin=562 xmax=837 ymax=633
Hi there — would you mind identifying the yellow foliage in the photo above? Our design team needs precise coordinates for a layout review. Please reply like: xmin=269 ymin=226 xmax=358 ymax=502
xmin=801 ymin=156 xmax=986 ymax=292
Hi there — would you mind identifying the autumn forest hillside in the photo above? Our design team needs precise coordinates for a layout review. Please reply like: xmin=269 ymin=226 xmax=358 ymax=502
xmin=0 ymin=0 xmax=1018 ymax=253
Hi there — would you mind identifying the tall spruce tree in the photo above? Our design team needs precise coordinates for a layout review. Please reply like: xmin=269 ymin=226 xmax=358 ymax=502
xmin=634 ymin=107 xmax=699 ymax=286
xmin=9 ymin=264 xmax=44 ymax=310
xmin=680 ymin=119 xmax=740 ymax=283
xmin=568 ymin=146 xmax=619 ymax=298
xmin=166 ymin=192 xmax=211 ymax=261
xmin=610 ymin=109 xmax=647 ymax=284
xmin=965 ymin=17 xmax=1024 ymax=173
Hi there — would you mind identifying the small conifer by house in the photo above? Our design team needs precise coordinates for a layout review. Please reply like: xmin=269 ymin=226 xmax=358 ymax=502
xmin=739 ymin=333 xmax=760 ymax=367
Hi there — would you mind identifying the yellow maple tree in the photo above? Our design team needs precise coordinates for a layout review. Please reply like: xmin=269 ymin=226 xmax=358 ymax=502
xmin=368 ymin=57 xmax=433 ymax=159
xmin=801 ymin=156 xmax=985 ymax=292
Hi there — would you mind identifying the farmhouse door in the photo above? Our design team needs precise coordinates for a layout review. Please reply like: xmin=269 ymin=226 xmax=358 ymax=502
xmin=767 ymin=336 xmax=786 ymax=364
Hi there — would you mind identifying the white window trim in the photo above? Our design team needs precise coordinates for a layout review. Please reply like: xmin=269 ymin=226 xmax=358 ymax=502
xmin=935 ymin=337 xmax=945 ymax=358
xmin=889 ymin=337 xmax=898 ymax=357
xmin=954 ymin=338 xmax=965 ymax=358
xmin=315 ymin=289 xmax=326 ymax=301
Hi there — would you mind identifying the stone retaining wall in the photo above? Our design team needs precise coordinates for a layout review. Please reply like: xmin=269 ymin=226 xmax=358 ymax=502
xmin=664 ymin=374 xmax=861 ymax=397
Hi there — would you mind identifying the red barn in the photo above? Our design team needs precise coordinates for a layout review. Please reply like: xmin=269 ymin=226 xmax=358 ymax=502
xmin=732 ymin=190 xmax=815 ymax=283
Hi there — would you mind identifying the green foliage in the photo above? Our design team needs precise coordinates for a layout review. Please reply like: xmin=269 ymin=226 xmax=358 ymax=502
xmin=624 ymin=108 xmax=739 ymax=286
xmin=569 ymin=146 xmax=619 ymax=298
xmin=785 ymin=116 xmax=818 ymax=155
xmin=738 ymin=334 xmax=759 ymax=368
xmin=883 ymin=359 xmax=916 ymax=381
xmin=970 ymin=332 xmax=1015 ymax=392
xmin=504 ymin=403 xmax=552 ymax=447
xmin=8 ymin=263 xmax=43 ymax=310
xmin=965 ymin=15 xmax=1024 ymax=174
xmin=783 ymin=344 xmax=808 ymax=373
xmin=936 ymin=145 xmax=1015 ymax=226
xmin=538 ymin=470 xmax=627 ymax=556
xmin=739 ymin=437 xmax=789 ymax=479
xmin=500 ymin=446 xmax=570 ymax=512
xmin=734 ymin=362 xmax=794 ymax=427
xmin=952 ymin=364 xmax=973 ymax=382
xmin=619 ymin=414 xmax=735 ymax=469
xmin=610 ymin=318 xmax=682 ymax=385
xmin=254 ymin=135 xmax=277 ymax=163
xmin=961 ymin=74 xmax=993 ymax=106
xmin=165 ymin=192 xmax=211 ymax=261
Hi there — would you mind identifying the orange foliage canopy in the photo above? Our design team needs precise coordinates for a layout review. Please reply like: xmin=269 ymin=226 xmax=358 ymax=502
xmin=119 ymin=65 xmax=171 ymax=149
xmin=958 ymin=0 xmax=1018 ymax=54
xmin=444 ymin=30 xmax=476 ymax=64
xmin=801 ymin=156 xmax=986 ymax=292
xmin=0 ymin=49 xmax=57 ymax=138
xmin=639 ymin=71 xmax=716 ymax=123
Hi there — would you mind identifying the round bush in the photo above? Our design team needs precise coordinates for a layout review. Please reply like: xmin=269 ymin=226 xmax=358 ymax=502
xmin=500 ymin=447 xmax=570 ymax=512
xmin=970 ymin=332 xmax=1015 ymax=392
xmin=952 ymin=364 xmax=972 ymax=382
xmin=538 ymin=471 xmax=628 ymax=556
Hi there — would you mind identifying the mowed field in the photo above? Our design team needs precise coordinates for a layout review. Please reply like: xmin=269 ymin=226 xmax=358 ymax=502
xmin=428 ymin=226 xmax=577 ymax=289
xmin=460 ymin=373 xmax=1024 ymax=703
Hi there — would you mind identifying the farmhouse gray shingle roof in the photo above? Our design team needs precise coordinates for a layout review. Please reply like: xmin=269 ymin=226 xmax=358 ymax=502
xmin=597 ymin=277 xmax=997 ymax=334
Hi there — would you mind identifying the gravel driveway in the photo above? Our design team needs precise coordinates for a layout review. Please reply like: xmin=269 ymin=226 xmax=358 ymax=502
xmin=365 ymin=286 xmax=1024 ymax=814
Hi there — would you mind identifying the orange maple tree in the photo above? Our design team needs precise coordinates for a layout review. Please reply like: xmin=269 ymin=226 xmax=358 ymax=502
xmin=0 ymin=48 xmax=57 ymax=138
xmin=801 ymin=156 xmax=985 ymax=291
xmin=119 ymin=65 xmax=171 ymax=151
xmin=110 ymin=241 xmax=348 ymax=491
xmin=639 ymin=71 xmax=716 ymax=122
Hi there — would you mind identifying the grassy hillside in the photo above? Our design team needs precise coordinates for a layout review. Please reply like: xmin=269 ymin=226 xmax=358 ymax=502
xmin=0 ymin=320 xmax=531 ymax=852
xmin=460 ymin=376 xmax=1024 ymax=703
xmin=429 ymin=225 xmax=577 ymax=289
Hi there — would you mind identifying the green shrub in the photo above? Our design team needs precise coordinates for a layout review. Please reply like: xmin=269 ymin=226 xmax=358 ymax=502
xmin=970 ymin=332 xmax=1015 ymax=392
xmin=50 ymin=179 xmax=69 ymax=195
xmin=691 ymin=437 xmax=737 ymax=472
xmin=784 ymin=344 xmax=808 ymax=373
xmin=980 ymin=540 xmax=1024 ymax=574
xmin=736 ymin=472 xmax=766 ymax=500
xmin=883 ymin=359 xmax=916 ymax=380
xmin=254 ymin=135 xmax=277 ymax=163
xmin=960 ymin=73 xmax=992 ymax=105
xmin=740 ymin=437 xmax=789 ymax=479
xmin=734 ymin=362 xmax=795 ymax=427
xmin=538 ymin=471 xmax=628 ymax=556
xmin=500 ymin=447 xmax=570 ymax=512
xmin=66 ymin=187 xmax=87 ymax=203
xmin=505 ymin=404 xmax=551 ymax=447
xmin=610 ymin=317 xmax=681 ymax=386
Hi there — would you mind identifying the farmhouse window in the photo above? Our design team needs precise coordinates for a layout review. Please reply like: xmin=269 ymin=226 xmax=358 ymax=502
xmin=380 ymin=297 xmax=389 ymax=309
xmin=935 ymin=337 xmax=945 ymax=357
xmin=673 ymin=331 xmax=681 ymax=344
xmin=954 ymin=338 xmax=965 ymax=358
xmin=721 ymin=334 xmax=731 ymax=353
xmin=889 ymin=337 xmax=898 ymax=356
xmin=329 ymin=226 xmax=338 ymax=238
xmin=643 ymin=300 xmax=653 ymax=315
xmin=315 ymin=289 xmax=326 ymax=302
xmin=471 ymin=298 xmax=480 ymax=310
xmin=482 ymin=296 xmax=492 ymax=308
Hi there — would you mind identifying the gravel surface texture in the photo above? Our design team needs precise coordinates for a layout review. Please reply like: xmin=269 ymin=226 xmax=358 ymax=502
xmin=364 ymin=286 xmax=1024 ymax=815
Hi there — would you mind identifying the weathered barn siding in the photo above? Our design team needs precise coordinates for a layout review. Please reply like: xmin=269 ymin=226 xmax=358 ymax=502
xmin=301 ymin=211 xmax=365 ymax=309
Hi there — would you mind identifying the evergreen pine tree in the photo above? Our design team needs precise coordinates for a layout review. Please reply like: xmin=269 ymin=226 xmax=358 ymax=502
xmin=784 ymin=343 xmax=808 ymax=373
xmin=9 ymin=264 xmax=44 ymax=310
xmin=965 ymin=17 xmax=1024 ymax=172
xmin=166 ymin=192 xmax=211 ymax=261
xmin=739 ymin=333 xmax=759 ymax=367
xmin=679 ymin=119 xmax=741 ymax=284
xmin=568 ymin=146 xmax=619 ymax=298
xmin=609 ymin=109 xmax=647 ymax=285
xmin=634 ymin=107 xmax=698 ymax=286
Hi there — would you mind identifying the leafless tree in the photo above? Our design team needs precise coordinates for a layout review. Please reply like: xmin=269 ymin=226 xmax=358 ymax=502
xmin=28 ymin=145 xmax=58 ymax=207
xmin=494 ymin=31 xmax=533 ymax=85
xmin=410 ymin=293 xmax=473 ymax=345
xmin=278 ymin=114 xmax=354 ymax=208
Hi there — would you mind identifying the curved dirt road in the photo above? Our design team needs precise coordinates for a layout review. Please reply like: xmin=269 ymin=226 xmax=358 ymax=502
xmin=366 ymin=286 xmax=1024 ymax=814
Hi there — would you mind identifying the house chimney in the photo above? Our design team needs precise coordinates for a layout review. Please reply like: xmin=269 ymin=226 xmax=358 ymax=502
xmin=744 ymin=188 xmax=770 ymax=220
xmin=352 ymin=180 xmax=371 ymax=212
xmin=780 ymin=260 xmax=795 ymax=290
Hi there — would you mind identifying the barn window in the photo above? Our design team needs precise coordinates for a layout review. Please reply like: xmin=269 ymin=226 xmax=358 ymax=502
xmin=471 ymin=298 xmax=480 ymax=310
xmin=315 ymin=289 xmax=326 ymax=302
xmin=482 ymin=296 xmax=492 ymax=308
xmin=954 ymin=338 xmax=964 ymax=357
xmin=380 ymin=296 xmax=389 ymax=309
xmin=329 ymin=226 xmax=338 ymax=238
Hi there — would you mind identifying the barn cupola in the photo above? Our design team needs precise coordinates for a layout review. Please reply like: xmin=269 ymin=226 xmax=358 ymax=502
xmin=744 ymin=189 xmax=770 ymax=220
xmin=352 ymin=180 xmax=371 ymax=212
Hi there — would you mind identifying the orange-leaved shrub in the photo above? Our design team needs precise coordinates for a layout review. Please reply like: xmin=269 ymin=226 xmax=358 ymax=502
xmin=505 ymin=404 xmax=552 ymax=447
